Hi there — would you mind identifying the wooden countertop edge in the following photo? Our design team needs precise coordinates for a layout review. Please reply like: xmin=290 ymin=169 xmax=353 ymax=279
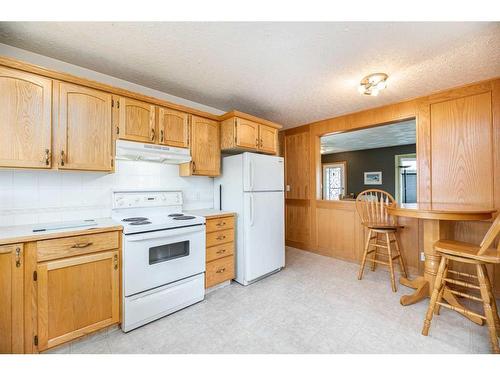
xmin=0 ymin=225 xmax=123 ymax=246
xmin=387 ymin=207 xmax=496 ymax=221
xmin=202 ymin=212 xmax=236 ymax=219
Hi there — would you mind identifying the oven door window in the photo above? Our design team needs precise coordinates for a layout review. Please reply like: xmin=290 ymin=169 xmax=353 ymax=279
xmin=149 ymin=241 xmax=190 ymax=265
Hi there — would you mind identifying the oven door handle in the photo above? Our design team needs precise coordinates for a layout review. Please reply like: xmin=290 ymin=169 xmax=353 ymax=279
xmin=125 ymin=225 xmax=204 ymax=242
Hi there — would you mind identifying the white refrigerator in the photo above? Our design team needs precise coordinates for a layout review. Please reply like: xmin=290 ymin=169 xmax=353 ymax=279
xmin=215 ymin=152 xmax=285 ymax=285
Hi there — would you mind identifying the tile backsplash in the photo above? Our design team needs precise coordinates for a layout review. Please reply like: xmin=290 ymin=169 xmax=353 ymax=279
xmin=0 ymin=161 xmax=214 ymax=226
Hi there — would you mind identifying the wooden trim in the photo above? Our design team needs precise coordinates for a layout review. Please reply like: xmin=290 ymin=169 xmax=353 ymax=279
xmin=219 ymin=110 xmax=282 ymax=129
xmin=0 ymin=55 xmax=220 ymax=121
xmin=0 ymin=226 xmax=123 ymax=246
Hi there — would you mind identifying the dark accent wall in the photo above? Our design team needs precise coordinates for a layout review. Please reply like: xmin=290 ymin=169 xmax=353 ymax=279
xmin=321 ymin=144 xmax=416 ymax=197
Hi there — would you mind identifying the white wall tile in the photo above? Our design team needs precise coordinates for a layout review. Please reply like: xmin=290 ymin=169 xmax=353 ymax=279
xmin=0 ymin=160 xmax=214 ymax=226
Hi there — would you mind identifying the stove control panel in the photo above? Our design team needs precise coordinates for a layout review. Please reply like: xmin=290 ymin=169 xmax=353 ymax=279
xmin=113 ymin=191 xmax=182 ymax=208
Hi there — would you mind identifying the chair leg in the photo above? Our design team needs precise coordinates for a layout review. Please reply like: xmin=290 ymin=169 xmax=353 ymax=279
xmin=358 ymin=229 xmax=373 ymax=280
xmin=393 ymin=231 xmax=408 ymax=278
xmin=371 ymin=233 xmax=378 ymax=271
xmin=477 ymin=264 xmax=500 ymax=354
xmin=422 ymin=257 xmax=447 ymax=336
xmin=480 ymin=265 xmax=500 ymax=335
xmin=434 ymin=264 xmax=448 ymax=316
xmin=385 ymin=232 xmax=397 ymax=292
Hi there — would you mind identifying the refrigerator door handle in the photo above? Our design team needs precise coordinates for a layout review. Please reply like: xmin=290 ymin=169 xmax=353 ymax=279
xmin=247 ymin=159 xmax=254 ymax=191
xmin=249 ymin=194 xmax=254 ymax=226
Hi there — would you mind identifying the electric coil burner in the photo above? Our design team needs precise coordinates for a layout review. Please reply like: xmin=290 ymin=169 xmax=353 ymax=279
xmin=122 ymin=217 xmax=149 ymax=222
xmin=173 ymin=215 xmax=196 ymax=220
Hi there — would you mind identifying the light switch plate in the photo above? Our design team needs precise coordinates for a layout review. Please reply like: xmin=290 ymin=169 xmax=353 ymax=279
xmin=286 ymin=185 xmax=291 ymax=192
xmin=420 ymin=252 xmax=425 ymax=261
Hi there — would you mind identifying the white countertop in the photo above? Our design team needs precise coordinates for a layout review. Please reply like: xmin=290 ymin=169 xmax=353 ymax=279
xmin=0 ymin=217 xmax=122 ymax=245
xmin=185 ymin=209 xmax=236 ymax=218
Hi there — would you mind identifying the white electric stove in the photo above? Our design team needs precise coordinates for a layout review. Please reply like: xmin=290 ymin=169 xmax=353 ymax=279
xmin=112 ymin=191 xmax=206 ymax=332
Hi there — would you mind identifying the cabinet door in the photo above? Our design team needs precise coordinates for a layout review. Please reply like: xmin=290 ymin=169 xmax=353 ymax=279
xmin=235 ymin=118 xmax=259 ymax=149
xmin=190 ymin=116 xmax=220 ymax=176
xmin=0 ymin=244 xmax=24 ymax=354
xmin=259 ymin=124 xmax=278 ymax=154
xmin=158 ymin=107 xmax=189 ymax=147
xmin=57 ymin=82 xmax=113 ymax=171
xmin=0 ymin=66 xmax=52 ymax=169
xmin=37 ymin=250 xmax=119 ymax=351
xmin=118 ymin=97 xmax=156 ymax=143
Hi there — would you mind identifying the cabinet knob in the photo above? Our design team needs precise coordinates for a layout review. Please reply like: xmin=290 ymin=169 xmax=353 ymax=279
xmin=15 ymin=247 xmax=21 ymax=268
xmin=44 ymin=149 xmax=50 ymax=166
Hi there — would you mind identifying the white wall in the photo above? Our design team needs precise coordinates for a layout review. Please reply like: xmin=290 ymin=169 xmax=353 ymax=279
xmin=0 ymin=44 xmax=221 ymax=226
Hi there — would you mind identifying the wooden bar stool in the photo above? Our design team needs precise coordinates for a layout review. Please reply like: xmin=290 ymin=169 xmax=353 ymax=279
xmin=355 ymin=189 xmax=408 ymax=292
xmin=422 ymin=214 xmax=500 ymax=353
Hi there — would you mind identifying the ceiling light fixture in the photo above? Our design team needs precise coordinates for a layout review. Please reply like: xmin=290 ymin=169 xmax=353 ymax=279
xmin=358 ymin=73 xmax=388 ymax=96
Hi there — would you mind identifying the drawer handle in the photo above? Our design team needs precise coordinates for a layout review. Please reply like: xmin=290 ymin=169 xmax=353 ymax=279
xmin=71 ymin=242 xmax=93 ymax=249
xmin=216 ymin=222 xmax=226 ymax=227
xmin=114 ymin=254 xmax=118 ymax=270
xmin=216 ymin=249 xmax=226 ymax=254
xmin=216 ymin=235 xmax=226 ymax=240
xmin=216 ymin=267 xmax=226 ymax=274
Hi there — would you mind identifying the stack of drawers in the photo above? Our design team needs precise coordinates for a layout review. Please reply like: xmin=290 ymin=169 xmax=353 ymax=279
xmin=205 ymin=213 xmax=235 ymax=288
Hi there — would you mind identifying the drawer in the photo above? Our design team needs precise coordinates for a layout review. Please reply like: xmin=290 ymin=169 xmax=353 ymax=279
xmin=37 ymin=231 xmax=120 ymax=262
xmin=206 ymin=242 xmax=234 ymax=262
xmin=206 ymin=228 xmax=234 ymax=247
xmin=205 ymin=256 xmax=235 ymax=288
xmin=206 ymin=216 xmax=234 ymax=233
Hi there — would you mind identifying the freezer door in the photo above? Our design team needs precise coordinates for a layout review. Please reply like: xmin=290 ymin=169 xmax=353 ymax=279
xmin=243 ymin=153 xmax=284 ymax=192
xmin=243 ymin=191 xmax=285 ymax=283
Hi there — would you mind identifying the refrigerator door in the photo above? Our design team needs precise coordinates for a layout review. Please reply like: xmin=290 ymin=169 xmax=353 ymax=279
xmin=242 ymin=191 xmax=285 ymax=283
xmin=243 ymin=153 xmax=284 ymax=192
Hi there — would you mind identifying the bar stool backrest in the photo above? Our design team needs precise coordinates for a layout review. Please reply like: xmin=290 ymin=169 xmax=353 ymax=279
xmin=479 ymin=214 xmax=500 ymax=255
xmin=355 ymin=189 xmax=396 ymax=227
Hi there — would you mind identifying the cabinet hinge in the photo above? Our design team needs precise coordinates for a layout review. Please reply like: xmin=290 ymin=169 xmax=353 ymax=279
xmin=33 ymin=271 xmax=37 ymax=281
xmin=34 ymin=335 xmax=38 ymax=346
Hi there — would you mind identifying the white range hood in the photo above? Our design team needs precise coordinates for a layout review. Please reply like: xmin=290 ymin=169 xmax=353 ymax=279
xmin=115 ymin=140 xmax=191 ymax=164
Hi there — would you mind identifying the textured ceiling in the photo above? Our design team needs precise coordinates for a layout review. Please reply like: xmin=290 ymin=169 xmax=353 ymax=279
xmin=321 ymin=120 xmax=416 ymax=154
xmin=0 ymin=22 xmax=498 ymax=128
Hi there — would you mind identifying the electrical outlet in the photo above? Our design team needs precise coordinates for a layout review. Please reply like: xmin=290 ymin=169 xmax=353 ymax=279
xmin=420 ymin=252 xmax=425 ymax=261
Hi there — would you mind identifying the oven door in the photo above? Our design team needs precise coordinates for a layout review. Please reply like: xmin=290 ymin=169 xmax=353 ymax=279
xmin=123 ymin=225 xmax=205 ymax=297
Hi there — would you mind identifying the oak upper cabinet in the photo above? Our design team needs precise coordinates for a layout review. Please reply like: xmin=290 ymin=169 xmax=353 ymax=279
xmin=220 ymin=112 xmax=281 ymax=155
xmin=36 ymin=250 xmax=120 ymax=351
xmin=0 ymin=66 xmax=52 ymax=169
xmin=180 ymin=115 xmax=220 ymax=176
xmin=0 ymin=244 xmax=24 ymax=354
xmin=158 ymin=107 xmax=190 ymax=148
xmin=56 ymin=82 xmax=113 ymax=171
xmin=258 ymin=124 xmax=278 ymax=154
xmin=117 ymin=97 xmax=156 ymax=143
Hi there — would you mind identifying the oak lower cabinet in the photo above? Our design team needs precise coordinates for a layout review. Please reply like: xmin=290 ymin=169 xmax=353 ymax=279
xmin=220 ymin=113 xmax=280 ymax=155
xmin=117 ymin=97 xmax=157 ymax=143
xmin=0 ymin=66 xmax=52 ymax=169
xmin=36 ymin=250 xmax=120 ymax=351
xmin=56 ymin=82 xmax=114 ymax=171
xmin=0 ymin=244 xmax=24 ymax=354
xmin=204 ymin=214 xmax=235 ymax=288
xmin=180 ymin=115 xmax=220 ymax=176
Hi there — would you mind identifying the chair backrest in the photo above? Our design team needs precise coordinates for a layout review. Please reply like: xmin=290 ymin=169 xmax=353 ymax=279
xmin=478 ymin=214 xmax=500 ymax=255
xmin=355 ymin=189 xmax=396 ymax=227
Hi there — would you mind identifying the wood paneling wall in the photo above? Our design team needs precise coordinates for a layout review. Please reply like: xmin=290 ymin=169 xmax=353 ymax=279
xmin=282 ymin=77 xmax=500 ymax=293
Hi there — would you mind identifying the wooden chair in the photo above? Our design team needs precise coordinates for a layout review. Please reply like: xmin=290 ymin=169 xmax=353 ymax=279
xmin=422 ymin=214 xmax=500 ymax=354
xmin=355 ymin=189 xmax=408 ymax=292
